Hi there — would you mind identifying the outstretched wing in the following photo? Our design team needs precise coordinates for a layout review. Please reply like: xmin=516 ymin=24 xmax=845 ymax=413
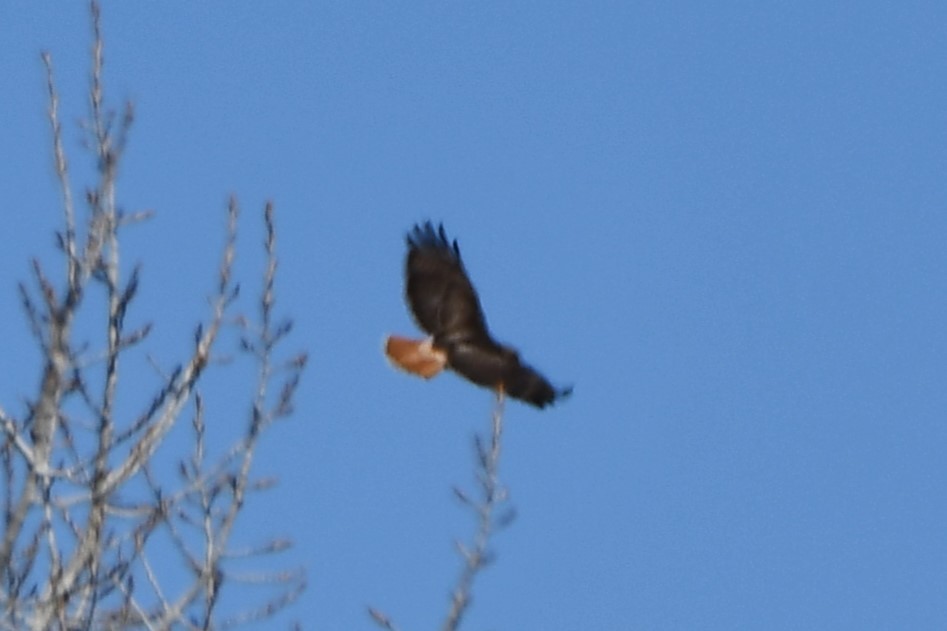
xmin=404 ymin=222 xmax=489 ymax=344
xmin=449 ymin=340 xmax=573 ymax=409
xmin=504 ymin=362 xmax=573 ymax=408
xmin=391 ymin=221 xmax=572 ymax=409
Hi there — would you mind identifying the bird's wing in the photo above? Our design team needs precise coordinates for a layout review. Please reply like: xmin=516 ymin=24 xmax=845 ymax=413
xmin=404 ymin=222 xmax=489 ymax=341
xmin=503 ymin=361 xmax=573 ymax=409
xmin=449 ymin=339 xmax=572 ymax=409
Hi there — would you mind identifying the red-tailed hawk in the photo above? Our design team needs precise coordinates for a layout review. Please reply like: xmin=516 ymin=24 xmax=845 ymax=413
xmin=385 ymin=222 xmax=572 ymax=408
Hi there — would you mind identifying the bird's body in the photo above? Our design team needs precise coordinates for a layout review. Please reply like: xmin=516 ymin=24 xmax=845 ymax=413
xmin=385 ymin=222 xmax=571 ymax=408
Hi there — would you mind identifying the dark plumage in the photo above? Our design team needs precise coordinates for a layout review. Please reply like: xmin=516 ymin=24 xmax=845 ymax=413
xmin=386 ymin=222 xmax=571 ymax=408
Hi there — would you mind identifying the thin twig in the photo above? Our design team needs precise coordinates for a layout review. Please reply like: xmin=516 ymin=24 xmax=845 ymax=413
xmin=441 ymin=390 xmax=508 ymax=631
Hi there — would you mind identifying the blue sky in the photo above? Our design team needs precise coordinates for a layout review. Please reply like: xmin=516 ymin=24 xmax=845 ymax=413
xmin=2 ymin=2 xmax=947 ymax=629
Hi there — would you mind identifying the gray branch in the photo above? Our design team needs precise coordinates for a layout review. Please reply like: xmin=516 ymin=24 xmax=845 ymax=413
xmin=1 ymin=3 xmax=307 ymax=629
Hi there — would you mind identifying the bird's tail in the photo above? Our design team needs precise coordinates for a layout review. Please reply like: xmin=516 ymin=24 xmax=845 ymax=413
xmin=384 ymin=335 xmax=447 ymax=379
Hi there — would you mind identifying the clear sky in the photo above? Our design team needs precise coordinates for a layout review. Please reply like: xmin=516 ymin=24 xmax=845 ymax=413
xmin=2 ymin=2 xmax=947 ymax=629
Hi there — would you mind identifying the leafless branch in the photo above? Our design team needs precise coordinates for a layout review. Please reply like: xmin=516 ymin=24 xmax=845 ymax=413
xmin=441 ymin=392 xmax=510 ymax=631
xmin=1 ymin=2 xmax=306 ymax=628
xmin=369 ymin=392 xmax=512 ymax=631
xmin=368 ymin=606 xmax=403 ymax=631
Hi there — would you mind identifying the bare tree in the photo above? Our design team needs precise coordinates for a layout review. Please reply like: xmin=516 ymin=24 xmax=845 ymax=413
xmin=368 ymin=393 xmax=514 ymax=631
xmin=0 ymin=3 xmax=306 ymax=629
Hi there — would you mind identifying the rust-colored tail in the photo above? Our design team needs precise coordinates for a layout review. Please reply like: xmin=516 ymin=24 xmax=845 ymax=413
xmin=384 ymin=335 xmax=447 ymax=379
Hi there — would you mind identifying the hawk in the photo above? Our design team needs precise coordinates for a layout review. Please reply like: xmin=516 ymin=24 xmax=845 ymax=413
xmin=385 ymin=222 xmax=572 ymax=408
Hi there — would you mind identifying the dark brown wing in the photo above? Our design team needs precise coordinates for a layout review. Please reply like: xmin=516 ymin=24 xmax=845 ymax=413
xmin=503 ymin=361 xmax=573 ymax=408
xmin=448 ymin=339 xmax=573 ymax=409
xmin=399 ymin=222 xmax=572 ymax=409
xmin=404 ymin=222 xmax=489 ymax=345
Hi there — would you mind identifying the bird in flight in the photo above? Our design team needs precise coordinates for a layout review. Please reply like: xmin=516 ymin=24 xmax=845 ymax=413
xmin=385 ymin=222 xmax=572 ymax=408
